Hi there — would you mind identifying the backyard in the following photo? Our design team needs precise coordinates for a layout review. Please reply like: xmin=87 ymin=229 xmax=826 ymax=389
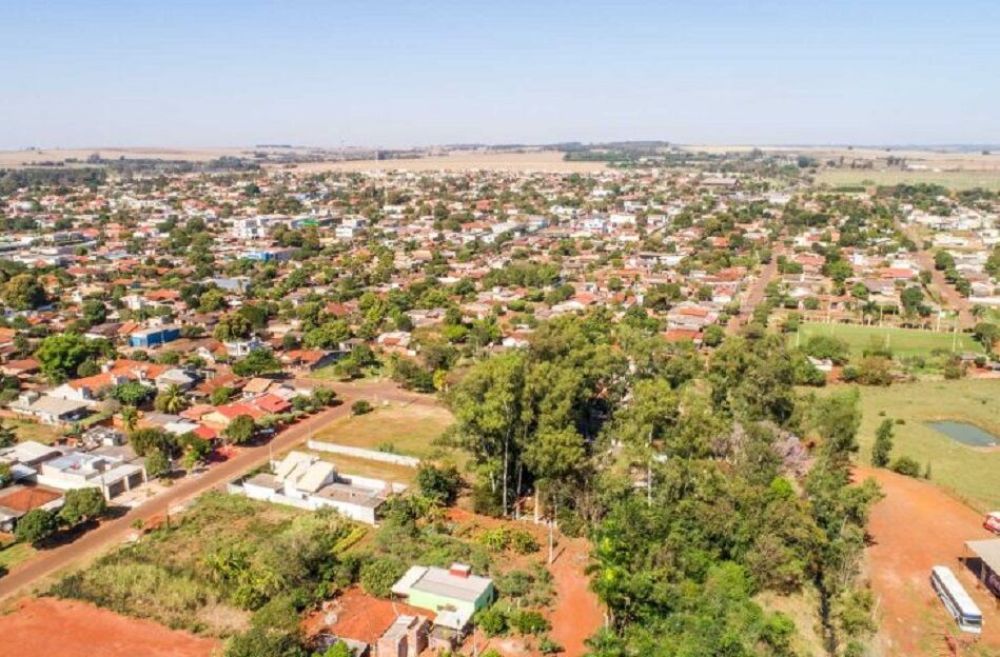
xmin=853 ymin=379 xmax=1000 ymax=510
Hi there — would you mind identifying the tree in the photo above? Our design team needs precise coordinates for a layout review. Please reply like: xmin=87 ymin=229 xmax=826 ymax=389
xmin=416 ymin=464 xmax=462 ymax=505
xmin=900 ymin=286 xmax=924 ymax=316
xmin=0 ymin=421 xmax=15 ymax=449
xmin=154 ymin=384 xmax=188 ymax=413
xmin=871 ymin=419 xmax=894 ymax=467
xmin=121 ymin=405 xmax=139 ymax=433
xmin=34 ymin=334 xmax=108 ymax=382
xmin=213 ymin=313 xmax=253 ymax=342
xmin=972 ymin=322 xmax=999 ymax=354
xmin=211 ymin=386 xmax=235 ymax=406
xmin=59 ymin=487 xmax=107 ymax=526
xmin=145 ymin=450 xmax=171 ymax=479
xmin=128 ymin=427 xmax=177 ymax=457
xmin=110 ymin=381 xmax=155 ymax=406
xmin=2 ymin=273 xmax=47 ymax=310
xmin=81 ymin=299 xmax=107 ymax=326
xmin=15 ymin=508 xmax=58 ymax=545
xmin=360 ymin=557 xmax=405 ymax=597
xmin=232 ymin=349 xmax=281 ymax=377
xmin=225 ymin=415 xmax=257 ymax=445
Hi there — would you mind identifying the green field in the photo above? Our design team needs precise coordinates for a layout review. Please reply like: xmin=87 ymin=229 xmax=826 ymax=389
xmin=8 ymin=418 xmax=63 ymax=444
xmin=852 ymin=379 xmax=1000 ymax=511
xmin=0 ymin=541 xmax=36 ymax=571
xmin=313 ymin=401 xmax=455 ymax=460
xmin=815 ymin=168 xmax=1000 ymax=191
xmin=792 ymin=322 xmax=983 ymax=358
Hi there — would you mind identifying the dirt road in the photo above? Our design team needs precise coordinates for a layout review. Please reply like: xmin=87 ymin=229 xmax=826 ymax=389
xmin=898 ymin=223 xmax=975 ymax=329
xmin=0 ymin=381 xmax=424 ymax=602
xmin=857 ymin=466 xmax=1000 ymax=656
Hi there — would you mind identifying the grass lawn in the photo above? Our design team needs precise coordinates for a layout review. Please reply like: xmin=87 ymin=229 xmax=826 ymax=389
xmin=304 ymin=451 xmax=418 ymax=485
xmin=852 ymin=379 xmax=1000 ymax=511
xmin=0 ymin=541 xmax=36 ymax=571
xmin=792 ymin=322 xmax=983 ymax=358
xmin=7 ymin=418 xmax=63 ymax=445
xmin=815 ymin=168 xmax=1000 ymax=191
xmin=312 ymin=401 xmax=455 ymax=460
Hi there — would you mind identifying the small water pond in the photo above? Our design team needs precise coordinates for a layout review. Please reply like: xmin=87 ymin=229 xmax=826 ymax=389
xmin=927 ymin=421 xmax=999 ymax=447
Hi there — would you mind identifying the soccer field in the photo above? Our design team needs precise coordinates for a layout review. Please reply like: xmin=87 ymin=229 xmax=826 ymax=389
xmin=792 ymin=322 xmax=983 ymax=357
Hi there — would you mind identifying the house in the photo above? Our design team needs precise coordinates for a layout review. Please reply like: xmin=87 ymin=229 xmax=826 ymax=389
xmin=36 ymin=450 xmax=147 ymax=500
xmin=238 ymin=451 xmax=400 ymax=525
xmin=376 ymin=615 xmax=431 ymax=657
xmin=0 ymin=485 xmax=64 ymax=533
xmin=391 ymin=563 xmax=495 ymax=645
xmin=11 ymin=392 xmax=91 ymax=425
xmin=129 ymin=325 xmax=181 ymax=349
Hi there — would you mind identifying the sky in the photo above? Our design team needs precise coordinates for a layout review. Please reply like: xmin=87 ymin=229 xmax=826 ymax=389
xmin=1 ymin=0 xmax=998 ymax=149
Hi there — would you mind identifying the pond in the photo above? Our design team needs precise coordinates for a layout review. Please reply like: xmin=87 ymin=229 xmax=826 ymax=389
xmin=927 ymin=421 xmax=999 ymax=447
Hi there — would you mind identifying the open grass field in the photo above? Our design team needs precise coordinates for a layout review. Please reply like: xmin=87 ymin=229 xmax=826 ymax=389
xmin=815 ymin=168 xmax=1000 ymax=191
xmin=793 ymin=321 xmax=983 ymax=358
xmin=852 ymin=379 xmax=1000 ymax=511
xmin=312 ymin=401 xmax=455 ymax=460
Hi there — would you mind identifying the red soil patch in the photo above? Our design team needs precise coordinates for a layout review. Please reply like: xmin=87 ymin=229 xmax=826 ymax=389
xmin=0 ymin=597 xmax=220 ymax=657
xmin=858 ymin=467 xmax=1000 ymax=656
xmin=305 ymin=587 xmax=433 ymax=646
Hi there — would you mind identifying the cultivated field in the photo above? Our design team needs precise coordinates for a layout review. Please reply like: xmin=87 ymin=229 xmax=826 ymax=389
xmin=855 ymin=379 xmax=1000 ymax=511
xmin=279 ymin=150 xmax=607 ymax=174
xmin=0 ymin=597 xmax=220 ymax=657
xmin=815 ymin=168 xmax=1000 ymax=191
xmin=0 ymin=147 xmax=251 ymax=168
xmin=312 ymin=401 xmax=455 ymax=460
xmin=793 ymin=322 xmax=983 ymax=358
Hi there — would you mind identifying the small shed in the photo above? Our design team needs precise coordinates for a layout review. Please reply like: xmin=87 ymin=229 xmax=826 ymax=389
xmin=965 ymin=538 xmax=1000 ymax=598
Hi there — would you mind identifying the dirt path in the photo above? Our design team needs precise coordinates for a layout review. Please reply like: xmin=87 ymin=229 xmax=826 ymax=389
xmin=0 ymin=383 xmax=426 ymax=602
xmin=548 ymin=536 xmax=604 ymax=656
xmin=857 ymin=466 xmax=1000 ymax=656
xmin=0 ymin=597 xmax=219 ymax=657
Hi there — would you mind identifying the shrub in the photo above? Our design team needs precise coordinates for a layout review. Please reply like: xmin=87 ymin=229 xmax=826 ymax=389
xmin=351 ymin=400 xmax=373 ymax=416
xmin=538 ymin=636 xmax=564 ymax=654
xmin=510 ymin=530 xmax=540 ymax=555
xmin=475 ymin=606 xmax=508 ymax=636
xmin=416 ymin=464 xmax=462 ymax=505
xmin=479 ymin=528 xmax=510 ymax=552
xmin=890 ymin=456 xmax=921 ymax=478
xmin=509 ymin=609 xmax=550 ymax=635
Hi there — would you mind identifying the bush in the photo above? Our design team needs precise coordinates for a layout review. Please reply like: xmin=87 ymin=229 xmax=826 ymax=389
xmin=538 ymin=636 xmax=564 ymax=654
xmin=351 ymin=400 xmax=373 ymax=416
xmin=479 ymin=527 xmax=509 ymax=552
xmin=509 ymin=609 xmax=550 ymax=635
xmin=359 ymin=557 xmax=405 ymax=597
xmin=416 ymin=464 xmax=462 ymax=505
xmin=475 ymin=606 xmax=509 ymax=636
xmin=510 ymin=530 xmax=540 ymax=555
xmin=890 ymin=456 xmax=921 ymax=478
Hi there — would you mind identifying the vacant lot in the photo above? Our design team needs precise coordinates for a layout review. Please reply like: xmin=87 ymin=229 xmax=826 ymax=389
xmin=859 ymin=466 xmax=1000 ymax=657
xmin=47 ymin=492 xmax=359 ymax=637
xmin=0 ymin=596 xmax=219 ymax=657
xmin=6 ymin=418 xmax=62 ymax=445
xmin=815 ymin=168 xmax=1000 ymax=191
xmin=313 ymin=401 xmax=454 ymax=460
xmin=0 ymin=542 xmax=36 ymax=572
xmin=855 ymin=379 xmax=1000 ymax=511
xmin=794 ymin=322 xmax=983 ymax=358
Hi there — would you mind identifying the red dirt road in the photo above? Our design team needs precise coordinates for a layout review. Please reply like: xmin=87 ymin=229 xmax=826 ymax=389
xmin=0 ymin=597 xmax=219 ymax=657
xmin=858 ymin=466 xmax=1000 ymax=656
xmin=0 ymin=381 xmax=426 ymax=602
xmin=548 ymin=535 xmax=604 ymax=657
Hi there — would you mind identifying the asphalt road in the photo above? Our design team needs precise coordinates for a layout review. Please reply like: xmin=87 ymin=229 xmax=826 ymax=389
xmin=0 ymin=380 xmax=423 ymax=602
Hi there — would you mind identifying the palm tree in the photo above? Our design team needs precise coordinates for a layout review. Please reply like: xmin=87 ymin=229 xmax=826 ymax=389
xmin=121 ymin=405 xmax=139 ymax=433
xmin=155 ymin=384 xmax=187 ymax=414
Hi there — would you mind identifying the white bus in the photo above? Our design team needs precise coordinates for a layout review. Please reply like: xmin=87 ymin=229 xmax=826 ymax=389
xmin=930 ymin=566 xmax=983 ymax=634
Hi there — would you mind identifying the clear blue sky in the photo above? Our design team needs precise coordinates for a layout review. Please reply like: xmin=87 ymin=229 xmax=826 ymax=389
xmin=2 ymin=0 xmax=997 ymax=148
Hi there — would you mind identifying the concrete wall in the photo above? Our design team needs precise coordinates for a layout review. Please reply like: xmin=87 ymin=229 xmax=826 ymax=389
xmin=307 ymin=440 xmax=420 ymax=468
